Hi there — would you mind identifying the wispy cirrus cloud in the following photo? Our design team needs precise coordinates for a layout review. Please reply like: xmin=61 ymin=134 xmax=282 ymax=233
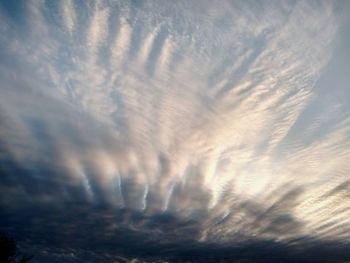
xmin=0 ymin=0 xmax=350 ymax=262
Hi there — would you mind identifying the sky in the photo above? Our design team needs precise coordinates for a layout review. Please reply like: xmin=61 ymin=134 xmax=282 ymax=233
xmin=0 ymin=0 xmax=350 ymax=262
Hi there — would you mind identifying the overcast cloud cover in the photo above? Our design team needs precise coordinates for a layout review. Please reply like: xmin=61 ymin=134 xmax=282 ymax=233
xmin=1 ymin=0 xmax=350 ymax=262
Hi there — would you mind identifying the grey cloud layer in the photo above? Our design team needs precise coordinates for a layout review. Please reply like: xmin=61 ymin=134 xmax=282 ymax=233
xmin=0 ymin=0 xmax=350 ymax=255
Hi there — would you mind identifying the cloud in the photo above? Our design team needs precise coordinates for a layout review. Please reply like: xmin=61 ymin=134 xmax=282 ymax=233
xmin=61 ymin=0 xmax=76 ymax=35
xmin=0 ymin=0 xmax=350 ymax=262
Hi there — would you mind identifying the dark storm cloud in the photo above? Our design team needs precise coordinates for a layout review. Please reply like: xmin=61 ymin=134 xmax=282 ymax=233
xmin=1 ymin=203 xmax=350 ymax=262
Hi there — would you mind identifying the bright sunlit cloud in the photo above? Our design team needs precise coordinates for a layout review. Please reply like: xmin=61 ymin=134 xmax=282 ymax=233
xmin=0 ymin=1 xmax=350 ymax=261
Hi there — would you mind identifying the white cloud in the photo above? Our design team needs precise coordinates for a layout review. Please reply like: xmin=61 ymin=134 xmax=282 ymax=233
xmin=61 ymin=0 xmax=76 ymax=34
xmin=0 ymin=0 xmax=349 ymax=245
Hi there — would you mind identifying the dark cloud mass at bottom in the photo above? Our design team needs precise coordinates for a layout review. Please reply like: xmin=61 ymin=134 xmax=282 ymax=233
xmin=1 ymin=204 xmax=350 ymax=263
xmin=1 ymin=0 xmax=350 ymax=262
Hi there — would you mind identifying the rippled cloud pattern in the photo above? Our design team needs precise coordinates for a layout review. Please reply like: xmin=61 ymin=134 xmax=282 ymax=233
xmin=0 ymin=0 xmax=350 ymax=262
